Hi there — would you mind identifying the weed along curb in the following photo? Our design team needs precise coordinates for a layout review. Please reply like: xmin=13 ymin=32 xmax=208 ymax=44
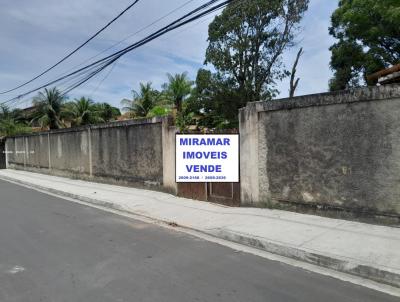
xmin=0 ymin=173 xmax=399 ymax=289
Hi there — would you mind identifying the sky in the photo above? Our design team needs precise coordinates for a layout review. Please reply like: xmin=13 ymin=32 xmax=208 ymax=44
xmin=0 ymin=0 xmax=339 ymax=109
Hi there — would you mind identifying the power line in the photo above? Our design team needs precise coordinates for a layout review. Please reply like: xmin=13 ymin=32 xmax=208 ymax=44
xmin=2 ymin=55 xmax=117 ymax=105
xmin=60 ymin=0 xmax=233 ymax=95
xmin=53 ymin=0 xmax=199 ymax=89
xmin=63 ymin=1 xmax=230 ymax=93
xmin=3 ymin=0 xmax=221 ymax=104
xmin=59 ymin=0 xmax=199 ymax=76
xmin=2 ymin=0 xmax=237 ymax=106
xmin=158 ymin=12 xmax=215 ymax=43
xmin=85 ymin=62 xmax=117 ymax=99
xmin=7 ymin=0 xmax=200 ymax=106
xmin=0 ymin=0 xmax=142 ymax=95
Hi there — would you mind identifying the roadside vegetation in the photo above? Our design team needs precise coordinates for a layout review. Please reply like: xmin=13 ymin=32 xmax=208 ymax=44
xmin=0 ymin=105 xmax=32 ymax=137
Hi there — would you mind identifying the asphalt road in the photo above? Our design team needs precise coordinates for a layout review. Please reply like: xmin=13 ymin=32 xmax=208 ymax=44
xmin=0 ymin=179 xmax=397 ymax=302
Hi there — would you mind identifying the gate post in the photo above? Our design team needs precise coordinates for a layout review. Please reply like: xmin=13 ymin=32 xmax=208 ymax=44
xmin=239 ymin=104 xmax=260 ymax=205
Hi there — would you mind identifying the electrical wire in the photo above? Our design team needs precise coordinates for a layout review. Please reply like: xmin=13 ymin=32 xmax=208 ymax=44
xmin=57 ymin=0 xmax=199 ymax=78
xmin=59 ymin=0 xmax=234 ymax=95
xmin=0 ymin=0 xmax=141 ymax=95
xmin=82 ymin=62 xmax=117 ymax=99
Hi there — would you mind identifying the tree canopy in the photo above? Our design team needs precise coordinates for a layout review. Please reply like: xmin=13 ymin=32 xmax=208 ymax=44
xmin=63 ymin=97 xmax=104 ymax=127
xmin=163 ymin=72 xmax=193 ymax=113
xmin=0 ymin=105 xmax=32 ymax=137
xmin=31 ymin=87 xmax=67 ymax=130
xmin=177 ymin=0 xmax=309 ymax=128
xmin=329 ymin=0 xmax=400 ymax=90
xmin=205 ymin=0 xmax=309 ymax=104
xmin=121 ymin=82 xmax=161 ymax=118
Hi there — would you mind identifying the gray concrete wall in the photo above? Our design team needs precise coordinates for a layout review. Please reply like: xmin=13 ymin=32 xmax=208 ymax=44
xmin=49 ymin=129 xmax=91 ymax=177
xmin=90 ymin=121 xmax=163 ymax=185
xmin=6 ymin=118 xmax=166 ymax=188
xmin=240 ymin=85 xmax=400 ymax=218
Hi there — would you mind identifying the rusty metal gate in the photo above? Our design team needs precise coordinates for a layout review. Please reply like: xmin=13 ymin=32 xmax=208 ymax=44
xmin=178 ymin=182 xmax=240 ymax=206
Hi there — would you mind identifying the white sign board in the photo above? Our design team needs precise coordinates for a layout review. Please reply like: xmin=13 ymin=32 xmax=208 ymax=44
xmin=175 ymin=134 xmax=239 ymax=183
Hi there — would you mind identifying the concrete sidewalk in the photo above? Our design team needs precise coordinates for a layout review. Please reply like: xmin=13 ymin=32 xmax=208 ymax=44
xmin=0 ymin=169 xmax=399 ymax=288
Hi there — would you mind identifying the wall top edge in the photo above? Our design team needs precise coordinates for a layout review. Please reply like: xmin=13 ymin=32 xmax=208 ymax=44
xmin=6 ymin=116 xmax=168 ymax=139
xmin=240 ymin=84 xmax=400 ymax=113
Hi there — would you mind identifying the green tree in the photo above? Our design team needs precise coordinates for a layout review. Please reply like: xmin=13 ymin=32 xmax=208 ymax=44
xmin=163 ymin=72 xmax=193 ymax=113
xmin=63 ymin=97 xmax=103 ymax=127
xmin=31 ymin=87 xmax=66 ymax=129
xmin=205 ymin=0 xmax=309 ymax=104
xmin=186 ymin=69 xmax=239 ymax=129
xmin=0 ymin=105 xmax=32 ymax=137
xmin=175 ymin=111 xmax=195 ymax=132
xmin=122 ymin=82 xmax=159 ymax=118
xmin=92 ymin=102 xmax=121 ymax=122
xmin=0 ymin=118 xmax=32 ymax=137
xmin=329 ymin=0 xmax=400 ymax=90
xmin=146 ymin=106 xmax=171 ymax=118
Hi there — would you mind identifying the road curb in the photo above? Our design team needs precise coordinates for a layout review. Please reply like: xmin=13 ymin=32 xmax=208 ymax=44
xmin=1 ymin=174 xmax=399 ymax=289
xmin=213 ymin=229 xmax=400 ymax=288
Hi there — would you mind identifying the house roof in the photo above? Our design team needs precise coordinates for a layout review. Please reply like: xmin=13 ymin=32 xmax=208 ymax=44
xmin=367 ymin=64 xmax=400 ymax=85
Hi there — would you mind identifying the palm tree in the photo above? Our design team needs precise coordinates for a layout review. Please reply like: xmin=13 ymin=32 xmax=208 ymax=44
xmin=63 ymin=97 xmax=103 ymax=127
xmin=163 ymin=72 xmax=193 ymax=113
xmin=31 ymin=87 xmax=66 ymax=129
xmin=122 ymin=82 xmax=158 ymax=118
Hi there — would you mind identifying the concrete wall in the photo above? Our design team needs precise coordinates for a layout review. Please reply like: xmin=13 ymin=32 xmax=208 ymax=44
xmin=6 ymin=85 xmax=400 ymax=220
xmin=6 ymin=118 xmax=168 ymax=188
xmin=240 ymin=85 xmax=400 ymax=218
